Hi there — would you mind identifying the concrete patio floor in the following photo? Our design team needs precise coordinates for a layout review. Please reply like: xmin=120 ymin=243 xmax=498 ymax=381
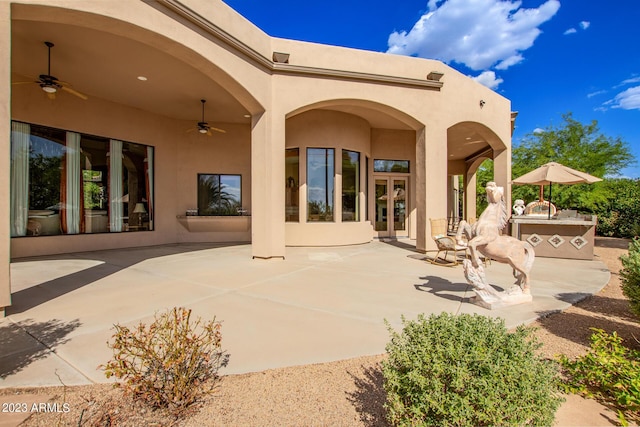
xmin=1 ymin=240 xmax=610 ymax=388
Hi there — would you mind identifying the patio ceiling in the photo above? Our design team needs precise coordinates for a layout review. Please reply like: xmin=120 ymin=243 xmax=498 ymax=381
xmin=447 ymin=122 xmax=493 ymax=163
xmin=11 ymin=19 xmax=251 ymax=124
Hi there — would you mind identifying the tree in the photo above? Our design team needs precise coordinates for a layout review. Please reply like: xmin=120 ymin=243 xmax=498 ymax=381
xmin=512 ymin=113 xmax=635 ymax=211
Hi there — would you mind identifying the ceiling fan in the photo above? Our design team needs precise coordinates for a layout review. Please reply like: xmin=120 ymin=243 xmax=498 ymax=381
xmin=187 ymin=99 xmax=226 ymax=136
xmin=13 ymin=41 xmax=88 ymax=100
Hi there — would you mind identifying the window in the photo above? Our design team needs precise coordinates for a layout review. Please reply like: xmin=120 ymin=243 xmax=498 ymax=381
xmin=307 ymin=148 xmax=334 ymax=222
xmin=10 ymin=121 xmax=154 ymax=237
xmin=198 ymin=174 xmax=242 ymax=215
xmin=285 ymin=149 xmax=299 ymax=222
xmin=342 ymin=150 xmax=359 ymax=221
xmin=373 ymin=159 xmax=409 ymax=173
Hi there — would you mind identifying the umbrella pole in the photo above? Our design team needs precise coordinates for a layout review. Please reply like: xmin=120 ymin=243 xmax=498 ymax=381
xmin=548 ymin=182 xmax=553 ymax=219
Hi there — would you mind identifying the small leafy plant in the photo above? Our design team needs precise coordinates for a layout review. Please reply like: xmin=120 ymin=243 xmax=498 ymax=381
xmin=382 ymin=313 xmax=563 ymax=427
xmin=558 ymin=328 xmax=640 ymax=425
xmin=620 ymin=237 xmax=640 ymax=318
xmin=102 ymin=307 xmax=229 ymax=414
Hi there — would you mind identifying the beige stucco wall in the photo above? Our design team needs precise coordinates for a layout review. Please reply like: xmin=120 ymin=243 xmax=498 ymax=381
xmin=285 ymin=110 xmax=373 ymax=246
xmin=3 ymin=0 xmax=514 ymax=310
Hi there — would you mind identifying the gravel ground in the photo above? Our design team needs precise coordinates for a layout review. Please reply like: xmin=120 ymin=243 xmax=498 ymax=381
xmin=3 ymin=237 xmax=638 ymax=427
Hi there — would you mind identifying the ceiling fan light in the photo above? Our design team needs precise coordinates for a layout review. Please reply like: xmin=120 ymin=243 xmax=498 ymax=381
xmin=198 ymin=128 xmax=207 ymax=134
xmin=42 ymin=85 xmax=57 ymax=93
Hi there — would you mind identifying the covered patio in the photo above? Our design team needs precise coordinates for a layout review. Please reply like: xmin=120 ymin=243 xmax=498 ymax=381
xmin=1 ymin=240 xmax=609 ymax=388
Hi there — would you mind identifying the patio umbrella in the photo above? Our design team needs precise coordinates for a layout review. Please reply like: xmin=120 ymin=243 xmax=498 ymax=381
xmin=512 ymin=162 xmax=602 ymax=218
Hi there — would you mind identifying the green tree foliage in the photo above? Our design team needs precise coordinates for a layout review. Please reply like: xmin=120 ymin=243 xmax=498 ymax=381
xmin=594 ymin=178 xmax=640 ymax=238
xmin=474 ymin=159 xmax=494 ymax=213
xmin=512 ymin=113 xmax=635 ymax=210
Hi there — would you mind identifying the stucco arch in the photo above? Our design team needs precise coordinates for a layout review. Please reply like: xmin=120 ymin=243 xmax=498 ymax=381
xmin=11 ymin=3 xmax=265 ymax=119
xmin=286 ymin=99 xmax=424 ymax=132
xmin=447 ymin=121 xmax=510 ymax=221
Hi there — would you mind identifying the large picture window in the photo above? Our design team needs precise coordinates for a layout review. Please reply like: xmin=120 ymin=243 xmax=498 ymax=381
xmin=197 ymin=174 xmax=242 ymax=215
xmin=342 ymin=150 xmax=359 ymax=222
xmin=307 ymin=148 xmax=334 ymax=222
xmin=10 ymin=121 xmax=154 ymax=237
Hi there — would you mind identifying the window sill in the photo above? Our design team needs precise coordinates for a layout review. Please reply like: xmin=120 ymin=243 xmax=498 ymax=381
xmin=176 ymin=215 xmax=251 ymax=232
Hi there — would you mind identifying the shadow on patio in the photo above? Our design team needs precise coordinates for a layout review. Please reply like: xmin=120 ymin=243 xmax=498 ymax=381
xmin=9 ymin=243 xmax=244 ymax=315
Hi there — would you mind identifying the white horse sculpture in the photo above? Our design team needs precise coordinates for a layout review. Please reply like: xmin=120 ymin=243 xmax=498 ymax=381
xmin=456 ymin=182 xmax=535 ymax=294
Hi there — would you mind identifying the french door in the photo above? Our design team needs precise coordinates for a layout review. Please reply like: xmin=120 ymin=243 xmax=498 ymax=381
xmin=374 ymin=176 xmax=408 ymax=238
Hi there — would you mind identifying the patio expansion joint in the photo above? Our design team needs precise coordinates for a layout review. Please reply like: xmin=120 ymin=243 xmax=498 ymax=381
xmin=5 ymin=317 xmax=97 ymax=385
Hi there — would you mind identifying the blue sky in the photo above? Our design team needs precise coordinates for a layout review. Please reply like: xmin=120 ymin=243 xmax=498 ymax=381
xmin=223 ymin=0 xmax=640 ymax=178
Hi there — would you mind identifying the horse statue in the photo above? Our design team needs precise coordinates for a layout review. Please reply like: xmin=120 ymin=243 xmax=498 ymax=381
xmin=456 ymin=182 xmax=535 ymax=300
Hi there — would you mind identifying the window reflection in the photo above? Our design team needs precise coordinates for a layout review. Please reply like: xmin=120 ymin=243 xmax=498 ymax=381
xmin=285 ymin=149 xmax=299 ymax=222
xmin=342 ymin=150 xmax=359 ymax=222
xmin=10 ymin=121 xmax=154 ymax=236
xmin=198 ymin=174 xmax=242 ymax=215
xmin=373 ymin=159 xmax=409 ymax=173
xmin=307 ymin=148 xmax=334 ymax=222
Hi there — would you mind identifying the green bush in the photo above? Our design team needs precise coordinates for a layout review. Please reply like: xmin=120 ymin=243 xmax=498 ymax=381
xmin=558 ymin=328 xmax=640 ymax=425
xmin=594 ymin=178 xmax=640 ymax=238
xmin=382 ymin=313 xmax=563 ymax=427
xmin=621 ymin=238 xmax=640 ymax=318
xmin=102 ymin=307 xmax=229 ymax=414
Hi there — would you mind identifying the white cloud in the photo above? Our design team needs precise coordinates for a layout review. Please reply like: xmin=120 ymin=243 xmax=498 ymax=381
xmin=621 ymin=76 xmax=640 ymax=85
xmin=565 ymin=21 xmax=589 ymax=35
xmin=587 ymin=90 xmax=607 ymax=98
xmin=471 ymin=71 xmax=503 ymax=89
xmin=610 ymin=86 xmax=640 ymax=110
xmin=533 ymin=128 xmax=545 ymax=134
xmin=387 ymin=0 xmax=561 ymax=71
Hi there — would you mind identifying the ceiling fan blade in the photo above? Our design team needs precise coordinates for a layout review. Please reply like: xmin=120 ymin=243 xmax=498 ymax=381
xmin=210 ymin=127 xmax=226 ymax=134
xmin=186 ymin=128 xmax=196 ymax=133
xmin=12 ymin=81 xmax=36 ymax=85
xmin=61 ymin=85 xmax=88 ymax=100
xmin=206 ymin=129 xmax=213 ymax=137
xmin=47 ymin=91 xmax=56 ymax=100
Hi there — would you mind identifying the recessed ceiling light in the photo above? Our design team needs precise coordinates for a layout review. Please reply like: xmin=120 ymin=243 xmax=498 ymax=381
xmin=243 ymin=114 xmax=251 ymax=118
xmin=137 ymin=76 xmax=148 ymax=81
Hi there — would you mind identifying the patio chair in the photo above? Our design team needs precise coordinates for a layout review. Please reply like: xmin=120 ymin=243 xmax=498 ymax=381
xmin=429 ymin=218 xmax=469 ymax=266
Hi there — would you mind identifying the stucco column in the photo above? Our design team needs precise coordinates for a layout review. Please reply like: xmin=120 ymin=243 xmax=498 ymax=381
xmin=0 ymin=1 xmax=11 ymax=316
xmin=416 ymin=125 xmax=447 ymax=253
xmin=251 ymin=110 xmax=286 ymax=259
xmin=464 ymin=169 xmax=477 ymax=221
xmin=493 ymin=147 xmax=512 ymax=212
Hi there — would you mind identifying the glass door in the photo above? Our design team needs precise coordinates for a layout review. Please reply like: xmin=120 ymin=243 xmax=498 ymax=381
xmin=374 ymin=176 xmax=408 ymax=238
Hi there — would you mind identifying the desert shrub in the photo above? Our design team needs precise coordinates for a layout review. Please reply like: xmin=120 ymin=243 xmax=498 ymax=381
xmin=382 ymin=313 xmax=563 ymax=427
xmin=621 ymin=238 xmax=640 ymax=318
xmin=558 ymin=328 xmax=640 ymax=425
xmin=102 ymin=307 xmax=229 ymax=414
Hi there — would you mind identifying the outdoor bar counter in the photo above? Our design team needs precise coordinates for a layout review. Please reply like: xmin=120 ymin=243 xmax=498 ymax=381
xmin=509 ymin=215 xmax=597 ymax=260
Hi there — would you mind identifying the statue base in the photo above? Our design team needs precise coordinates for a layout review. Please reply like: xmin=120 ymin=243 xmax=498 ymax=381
xmin=463 ymin=259 xmax=533 ymax=310
xmin=470 ymin=287 xmax=533 ymax=310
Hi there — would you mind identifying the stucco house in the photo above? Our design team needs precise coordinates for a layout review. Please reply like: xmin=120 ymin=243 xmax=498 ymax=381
xmin=1 ymin=0 xmax=514 ymax=315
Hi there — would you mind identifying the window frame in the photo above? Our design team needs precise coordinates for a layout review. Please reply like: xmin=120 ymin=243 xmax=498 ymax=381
xmin=197 ymin=173 xmax=243 ymax=216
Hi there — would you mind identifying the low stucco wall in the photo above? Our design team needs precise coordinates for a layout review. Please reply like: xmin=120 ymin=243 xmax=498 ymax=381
xmin=285 ymin=222 xmax=373 ymax=246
